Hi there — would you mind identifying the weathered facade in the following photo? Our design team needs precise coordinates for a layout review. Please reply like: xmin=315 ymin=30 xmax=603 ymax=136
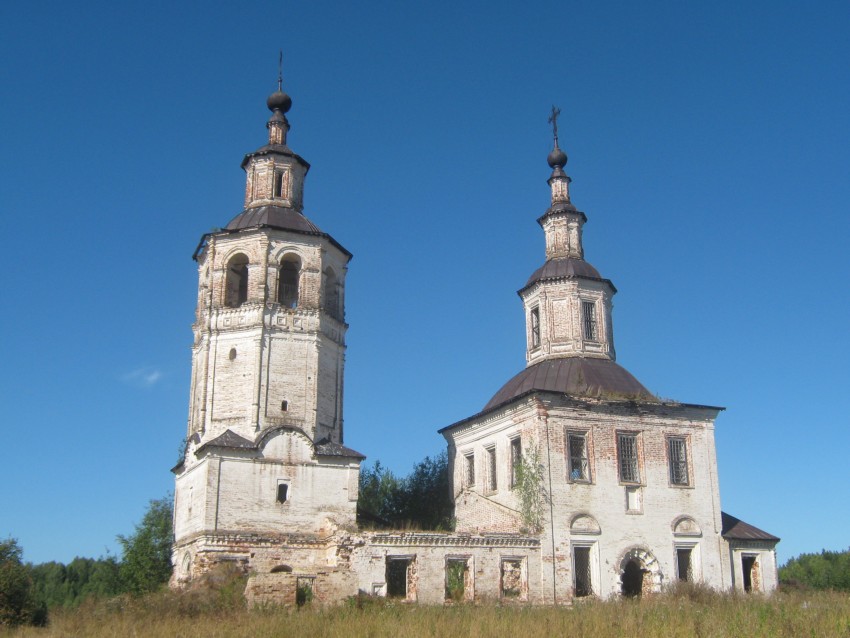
xmin=172 ymin=82 xmax=779 ymax=604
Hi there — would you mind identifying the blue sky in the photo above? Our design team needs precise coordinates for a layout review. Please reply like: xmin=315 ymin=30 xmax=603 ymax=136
xmin=1 ymin=0 xmax=848 ymax=567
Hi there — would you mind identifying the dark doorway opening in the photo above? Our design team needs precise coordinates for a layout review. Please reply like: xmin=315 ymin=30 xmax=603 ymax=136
xmin=742 ymin=556 xmax=756 ymax=593
xmin=574 ymin=547 xmax=592 ymax=597
xmin=621 ymin=559 xmax=644 ymax=597
xmin=386 ymin=559 xmax=410 ymax=599
xmin=677 ymin=548 xmax=693 ymax=582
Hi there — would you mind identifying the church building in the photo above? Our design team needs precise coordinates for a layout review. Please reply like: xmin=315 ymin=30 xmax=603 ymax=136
xmin=171 ymin=77 xmax=779 ymax=604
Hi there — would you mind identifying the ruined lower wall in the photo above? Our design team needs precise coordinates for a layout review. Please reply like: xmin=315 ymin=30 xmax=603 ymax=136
xmin=174 ymin=530 xmax=541 ymax=606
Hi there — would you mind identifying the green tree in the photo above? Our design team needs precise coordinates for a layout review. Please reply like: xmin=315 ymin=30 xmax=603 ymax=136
xmin=357 ymin=453 xmax=453 ymax=530
xmin=118 ymin=496 xmax=174 ymax=595
xmin=780 ymin=548 xmax=850 ymax=591
xmin=0 ymin=538 xmax=40 ymax=627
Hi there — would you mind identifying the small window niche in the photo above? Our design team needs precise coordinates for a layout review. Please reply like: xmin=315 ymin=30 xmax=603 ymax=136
xmin=276 ymin=482 xmax=289 ymax=504
xmin=625 ymin=486 xmax=642 ymax=513
xmin=486 ymin=446 xmax=497 ymax=492
xmin=280 ymin=400 xmax=288 ymax=412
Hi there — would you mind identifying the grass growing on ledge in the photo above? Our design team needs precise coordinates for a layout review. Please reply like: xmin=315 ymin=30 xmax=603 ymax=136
xmin=3 ymin=589 xmax=850 ymax=638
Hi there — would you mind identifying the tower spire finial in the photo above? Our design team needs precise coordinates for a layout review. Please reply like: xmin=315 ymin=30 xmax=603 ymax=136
xmin=278 ymin=50 xmax=283 ymax=92
xmin=548 ymin=105 xmax=561 ymax=147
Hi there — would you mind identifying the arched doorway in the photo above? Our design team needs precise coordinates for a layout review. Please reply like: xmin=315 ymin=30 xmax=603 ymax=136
xmin=618 ymin=548 xmax=661 ymax=598
xmin=621 ymin=559 xmax=644 ymax=597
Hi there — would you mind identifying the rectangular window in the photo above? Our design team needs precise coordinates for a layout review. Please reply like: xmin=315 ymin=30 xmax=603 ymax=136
xmin=573 ymin=546 xmax=592 ymax=597
xmin=500 ymin=558 xmax=525 ymax=599
xmin=531 ymin=307 xmax=541 ymax=348
xmin=677 ymin=548 xmax=693 ymax=582
xmin=510 ymin=438 xmax=522 ymax=488
xmin=445 ymin=558 xmax=471 ymax=602
xmin=668 ymin=437 xmax=689 ymax=485
xmin=582 ymin=301 xmax=597 ymax=341
xmin=276 ymin=483 xmax=288 ymax=503
xmin=568 ymin=432 xmax=589 ymax=481
xmin=486 ymin=446 xmax=497 ymax=492
xmin=464 ymin=452 xmax=475 ymax=488
xmin=617 ymin=433 xmax=640 ymax=483
xmin=273 ymin=170 xmax=284 ymax=198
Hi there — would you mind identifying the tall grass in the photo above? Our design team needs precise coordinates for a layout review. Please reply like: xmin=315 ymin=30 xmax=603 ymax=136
xmin=4 ymin=587 xmax=849 ymax=638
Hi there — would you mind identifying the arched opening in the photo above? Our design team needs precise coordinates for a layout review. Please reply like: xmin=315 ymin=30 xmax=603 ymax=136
xmin=224 ymin=254 xmax=249 ymax=308
xmin=323 ymin=267 xmax=340 ymax=319
xmin=278 ymin=255 xmax=300 ymax=308
xmin=621 ymin=559 xmax=644 ymax=598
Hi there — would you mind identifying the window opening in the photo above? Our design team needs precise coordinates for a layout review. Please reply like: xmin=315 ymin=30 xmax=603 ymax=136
xmin=582 ymin=301 xmax=597 ymax=340
xmin=281 ymin=400 xmax=288 ymax=412
xmin=386 ymin=558 xmax=413 ymax=599
xmin=445 ymin=559 xmax=469 ymax=602
xmin=486 ymin=446 xmax=497 ymax=492
xmin=464 ymin=453 xmax=475 ymax=488
xmin=510 ymin=438 xmax=522 ymax=488
xmin=323 ymin=267 xmax=340 ymax=319
xmin=295 ymin=577 xmax=314 ymax=607
xmin=617 ymin=433 xmax=640 ymax=483
xmin=500 ymin=559 xmax=524 ymax=599
xmin=276 ymin=484 xmax=288 ymax=503
xmin=573 ymin=546 xmax=592 ymax=597
xmin=278 ymin=257 xmax=300 ymax=308
xmin=530 ymin=307 xmax=540 ymax=348
xmin=273 ymin=171 xmax=284 ymax=198
xmin=224 ymin=255 xmax=249 ymax=308
xmin=677 ymin=548 xmax=693 ymax=582
xmin=668 ymin=437 xmax=689 ymax=485
xmin=568 ymin=432 xmax=589 ymax=481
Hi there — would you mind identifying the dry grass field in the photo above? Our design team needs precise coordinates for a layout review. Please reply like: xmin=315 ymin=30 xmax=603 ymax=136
xmin=4 ymin=586 xmax=850 ymax=638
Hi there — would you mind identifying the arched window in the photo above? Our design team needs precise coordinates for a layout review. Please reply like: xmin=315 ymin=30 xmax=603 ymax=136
xmin=278 ymin=255 xmax=300 ymax=308
xmin=224 ymin=254 xmax=249 ymax=308
xmin=323 ymin=267 xmax=340 ymax=319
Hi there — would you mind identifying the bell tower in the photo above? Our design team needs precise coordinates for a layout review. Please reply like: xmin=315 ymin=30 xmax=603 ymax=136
xmin=173 ymin=72 xmax=362 ymax=584
xmin=186 ymin=78 xmax=351 ymax=447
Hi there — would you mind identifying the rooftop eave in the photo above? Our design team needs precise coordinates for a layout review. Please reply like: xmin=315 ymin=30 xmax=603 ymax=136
xmin=196 ymin=224 xmax=353 ymax=261
xmin=536 ymin=206 xmax=588 ymax=226
xmin=240 ymin=145 xmax=311 ymax=171
xmin=438 ymin=389 xmax=724 ymax=435
xmin=517 ymin=274 xmax=618 ymax=297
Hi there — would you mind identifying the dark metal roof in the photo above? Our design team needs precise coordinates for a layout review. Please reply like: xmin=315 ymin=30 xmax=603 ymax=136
xmin=721 ymin=512 xmax=780 ymax=542
xmin=197 ymin=429 xmax=255 ymax=452
xmin=226 ymin=205 xmax=323 ymax=233
xmin=315 ymin=439 xmax=366 ymax=460
xmin=521 ymin=257 xmax=615 ymax=293
xmin=483 ymin=357 xmax=653 ymax=412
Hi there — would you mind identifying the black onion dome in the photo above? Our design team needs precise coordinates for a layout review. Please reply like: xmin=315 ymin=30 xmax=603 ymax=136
xmin=226 ymin=206 xmax=322 ymax=234
xmin=267 ymin=90 xmax=292 ymax=114
xmin=523 ymin=257 xmax=610 ymax=290
xmin=548 ymin=145 xmax=567 ymax=168
xmin=483 ymin=357 xmax=652 ymax=411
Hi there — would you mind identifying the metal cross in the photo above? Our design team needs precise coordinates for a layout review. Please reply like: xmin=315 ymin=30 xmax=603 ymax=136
xmin=278 ymin=51 xmax=283 ymax=91
xmin=548 ymin=105 xmax=561 ymax=145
